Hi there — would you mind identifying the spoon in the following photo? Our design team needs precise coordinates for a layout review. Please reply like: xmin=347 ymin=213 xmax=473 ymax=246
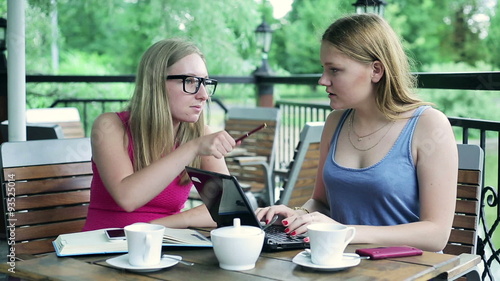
xmin=162 ymin=255 xmax=194 ymax=266
xmin=302 ymin=249 xmax=369 ymax=259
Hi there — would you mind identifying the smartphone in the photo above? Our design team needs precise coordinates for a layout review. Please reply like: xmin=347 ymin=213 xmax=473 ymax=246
xmin=105 ymin=228 xmax=126 ymax=240
xmin=355 ymin=246 xmax=423 ymax=260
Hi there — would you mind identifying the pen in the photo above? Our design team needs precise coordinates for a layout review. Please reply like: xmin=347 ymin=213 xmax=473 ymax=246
xmin=235 ymin=123 xmax=267 ymax=142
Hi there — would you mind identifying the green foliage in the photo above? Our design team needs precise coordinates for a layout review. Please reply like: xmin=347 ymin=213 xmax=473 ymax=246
xmin=12 ymin=0 xmax=265 ymax=107
xmin=270 ymin=0 xmax=351 ymax=74
xmin=3 ymin=0 xmax=498 ymax=76
xmin=1 ymin=0 xmax=497 ymax=118
xmin=52 ymin=0 xmax=261 ymax=75
xmin=24 ymin=2 xmax=56 ymax=74
xmin=417 ymin=62 xmax=500 ymax=121
xmin=485 ymin=1 xmax=500 ymax=68
xmin=385 ymin=0 xmax=491 ymax=70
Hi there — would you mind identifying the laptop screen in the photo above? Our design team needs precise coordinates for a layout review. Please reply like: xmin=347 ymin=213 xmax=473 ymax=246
xmin=186 ymin=166 xmax=262 ymax=228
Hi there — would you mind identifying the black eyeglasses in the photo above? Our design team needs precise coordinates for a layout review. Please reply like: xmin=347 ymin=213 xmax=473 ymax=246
xmin=166 ymin=75 xmax=217 ymax=96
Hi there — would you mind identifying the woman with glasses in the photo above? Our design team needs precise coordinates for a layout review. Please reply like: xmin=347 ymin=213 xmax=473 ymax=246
xmin=83 ymin=38 xmax=234 ymax=231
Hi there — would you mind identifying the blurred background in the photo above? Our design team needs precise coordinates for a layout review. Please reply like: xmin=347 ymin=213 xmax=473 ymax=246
xmin=0 ymin=0 xmax=498 ymax=121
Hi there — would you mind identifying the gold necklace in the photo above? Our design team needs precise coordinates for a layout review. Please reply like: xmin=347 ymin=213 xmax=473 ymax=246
xmin=348 ymin=111 xmax=395 ymax=152
xmin=350 ymin=110 xmax=392 ymax=142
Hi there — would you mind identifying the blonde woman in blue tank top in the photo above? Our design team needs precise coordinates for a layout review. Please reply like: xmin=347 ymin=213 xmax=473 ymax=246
xmin=256 ymin=14 xmax=458 ymax=252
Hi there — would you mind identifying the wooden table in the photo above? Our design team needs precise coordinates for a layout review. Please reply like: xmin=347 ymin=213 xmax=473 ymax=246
xmin=0 ymin=243 xmax=480 ymax=281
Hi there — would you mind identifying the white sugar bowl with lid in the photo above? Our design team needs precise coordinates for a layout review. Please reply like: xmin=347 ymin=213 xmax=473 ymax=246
xmin=210 ymin=218 xmax=265 ymax=271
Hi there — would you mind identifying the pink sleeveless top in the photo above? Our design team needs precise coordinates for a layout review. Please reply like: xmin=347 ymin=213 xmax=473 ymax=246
xmin=82 ymin=112 xmax=192 ymax=231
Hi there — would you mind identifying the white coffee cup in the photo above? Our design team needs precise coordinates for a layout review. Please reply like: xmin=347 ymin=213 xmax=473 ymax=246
xmin=124 ymin=223 xmax=165 ymax=267
xmin=307 ymin=223 xmax=356 ymax=266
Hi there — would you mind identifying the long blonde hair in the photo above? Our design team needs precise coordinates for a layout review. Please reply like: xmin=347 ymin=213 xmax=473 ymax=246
xmin=128 ymin=38 xmax=205 ymax=184
xmin=322 ymin=14 xmax=431 ymax=119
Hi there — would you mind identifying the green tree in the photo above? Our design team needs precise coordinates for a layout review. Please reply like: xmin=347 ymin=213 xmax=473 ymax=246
xmin=53 ymin=0 xmax=261 ymax=75
xmin=3 ymin=0 xmax=55 ymax=74
xmin=270 ymin=0 xmax=352 ymax=74
xmin=485 ymin=1 xmax=500 ymax=68
xmin=386 ymin=0 xmax=490 ymax=69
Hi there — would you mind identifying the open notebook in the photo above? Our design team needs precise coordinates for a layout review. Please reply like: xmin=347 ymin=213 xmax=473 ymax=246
xmin=53 ymin=227 xmax=212 ymax=257
xmin=186 ymin=166 xmax=308 ymax=251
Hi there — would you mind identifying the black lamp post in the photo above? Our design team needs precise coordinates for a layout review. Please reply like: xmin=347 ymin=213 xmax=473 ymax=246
xmin=253 ymin=20 xmax=274 ymax=107
xmin=352 ymin=0 xmax=387 ymax=16
xmin=254 ymin=20 xmax=273 ymax=75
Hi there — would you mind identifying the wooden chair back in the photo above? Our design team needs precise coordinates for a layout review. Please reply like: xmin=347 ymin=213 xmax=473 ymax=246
xmin=224 ymin=107 xmax=280 ymax=206
xmin=26 ymin=107 xmax=85 ymax=138
xmin=1 ymin=121 xmax=65 ymax=141
xmin=444 ymin=144 xmax=484 ymax=256
xmin=1 ymin=138 xmax=92 ymax=255
xmin=278 ymin=122 xmax=323 ymax=207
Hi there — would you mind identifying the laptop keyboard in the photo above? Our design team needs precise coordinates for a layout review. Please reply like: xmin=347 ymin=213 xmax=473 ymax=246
xmin=265 ymin=226 xmax=304 ymax=243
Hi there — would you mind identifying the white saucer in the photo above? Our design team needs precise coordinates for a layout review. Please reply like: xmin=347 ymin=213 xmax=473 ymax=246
xmin=106 ymin=254 xmax=180 ymax=272
xmin=292 ymin=251 xmax=361 ymax=272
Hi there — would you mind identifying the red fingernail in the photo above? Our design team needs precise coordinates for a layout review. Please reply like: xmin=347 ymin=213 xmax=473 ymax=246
xmin=290 ymin=231 xmax=297 ymax=236
xmin=303 ymin=237 xmax=310 ymax=243
xmin=284 ymin=228 xmax=290 ymax=233
xmin=282 ymin=220 xmax=289 ymax=226
xmin=265 ymin=219 xmax=269 ymax=224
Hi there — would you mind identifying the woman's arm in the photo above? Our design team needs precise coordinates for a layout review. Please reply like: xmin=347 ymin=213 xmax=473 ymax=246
xmin=306 ymin=111 xmax=341 ymax=214
xmin=92 ymin=113 xmax=236 ymax=212
xmin=150 ymin=204 xmax=217 ymax=228
xmin=150 ymin=125 xmax=230 ymax=229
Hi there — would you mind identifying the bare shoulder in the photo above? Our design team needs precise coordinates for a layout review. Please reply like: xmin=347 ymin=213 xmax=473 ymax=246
xmin=414 ymin=107 xmax=453 ymax=141
xmin=325 ymin=109 xmax=348 ymax=127
xmin=91 ymin=113 xmax=126 ymax=146
xmin=324 ymin=109 xmax=347 ymax=133
xmin=92 ymin=112 xmax=124 ymax=132
xmin=413 ymin=107 xmax=456 ymax=157
xmin=416 ymin=107 xmax=450 ymax=127
xmin=318 ymin=109 xmax=346 ymax=146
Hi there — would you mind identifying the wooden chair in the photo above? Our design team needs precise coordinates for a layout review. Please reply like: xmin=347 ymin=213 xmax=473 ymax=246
xmin=442 ymin=143 xmax=484 ymax=281
xmin=0 ymin=138 xmax=92 ymax=255
xmin=445 ymin=144 xmax=484 ymax=255
xmin=1 ymin=121 xmax=65 ymax=141
xmin=277 ymin=122 xmax=323 ymax=207
xmin=26 ymin=107 xmax=85 ymax=138
xmin=224 ymin=107 xmax=280 ymax=207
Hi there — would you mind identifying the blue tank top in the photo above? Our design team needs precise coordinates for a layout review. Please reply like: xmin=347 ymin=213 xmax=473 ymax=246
xmin=323 ymin=106 xmax=430 ymax=226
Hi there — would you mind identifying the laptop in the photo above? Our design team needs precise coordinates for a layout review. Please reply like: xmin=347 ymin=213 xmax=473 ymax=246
xmin=185 ymin=166 xmax=309 ymax=251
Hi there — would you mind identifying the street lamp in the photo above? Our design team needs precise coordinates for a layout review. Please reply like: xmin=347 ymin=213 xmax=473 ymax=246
xmin=253 ymin=20 xmax=274 ymax=107
xmin=254 ymin=20 xmax=273 ymax=75
xmin=352 ymin=0 xmax=387 ymax=16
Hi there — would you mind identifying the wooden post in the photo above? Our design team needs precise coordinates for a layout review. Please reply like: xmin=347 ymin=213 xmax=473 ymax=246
xmin=254 ymin=57 xmax=274 ymax=108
